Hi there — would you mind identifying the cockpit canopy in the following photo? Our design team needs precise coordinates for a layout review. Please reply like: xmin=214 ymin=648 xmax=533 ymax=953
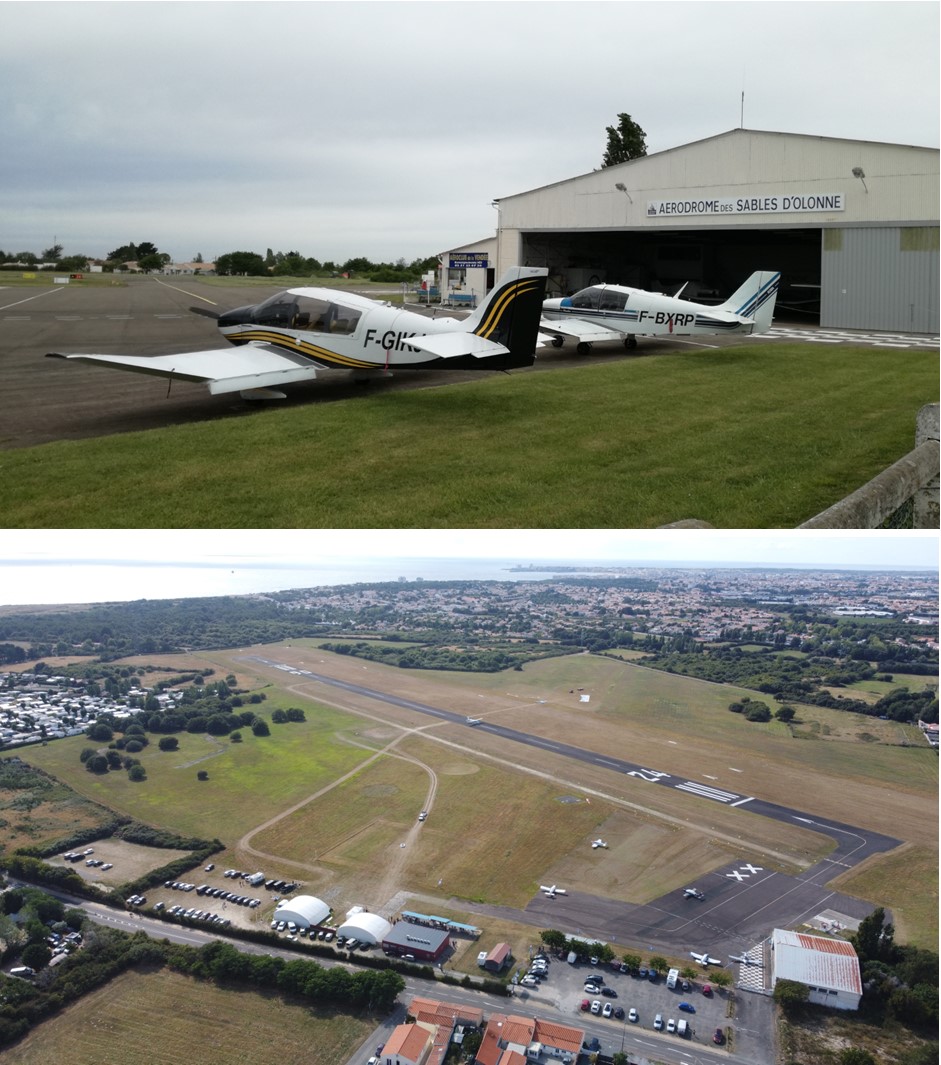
xmin=567 ymin=286 xmax=629 ymax=312
xmin=252 ymin=291 xmax=362 ymax=335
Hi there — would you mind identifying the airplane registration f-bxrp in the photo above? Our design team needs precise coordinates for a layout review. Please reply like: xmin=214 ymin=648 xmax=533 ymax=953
xmin=47 ymin=267 xmax=548 ymax=400
xmin=540 ymin=269 xmax=781 ymax=354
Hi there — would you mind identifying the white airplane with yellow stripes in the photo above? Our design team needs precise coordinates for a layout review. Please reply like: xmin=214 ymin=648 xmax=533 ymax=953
xmin=48 ymin=267 xmax=548 ymax=400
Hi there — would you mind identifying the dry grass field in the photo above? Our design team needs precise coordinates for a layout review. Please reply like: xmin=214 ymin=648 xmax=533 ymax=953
xmin=15 ymin=642 xmax=938 ymax=950
xmin=2 ymin=968 xmax=375 ymax=1065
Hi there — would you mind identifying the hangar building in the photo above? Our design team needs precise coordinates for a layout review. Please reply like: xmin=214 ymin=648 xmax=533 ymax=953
xmin=336 ymin=908 xmax=393 ymax=946
xmin=273 ymin=894 xmax=330 ymax=929
xmin=382 ymin=921 xmax=450 ymax=962
xmin=476 ymin=129 xmax=938 ymax=333
xmin=770 ymin=928 xmax=862 ymax=1011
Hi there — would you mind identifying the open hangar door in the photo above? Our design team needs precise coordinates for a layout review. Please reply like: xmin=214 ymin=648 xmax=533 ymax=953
xmin=522 ymin=227 xmax=822 ymax=323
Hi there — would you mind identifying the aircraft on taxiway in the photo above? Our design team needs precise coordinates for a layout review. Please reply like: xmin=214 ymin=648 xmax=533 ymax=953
xmin=540 ymin=269 xmax=780 ymax=354
xmin=540 ymin=885 xmax=567 ymax=898
xmin=48 ymin=267 xmax=548 ymax=401
xmin=684 ymin=887 xmax=705 ymax=899
xmin=690 ymin=950 xmax=722 ymax=967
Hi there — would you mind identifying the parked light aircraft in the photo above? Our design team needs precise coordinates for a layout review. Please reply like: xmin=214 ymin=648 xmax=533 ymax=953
xmin=591 ymin=839 xmax=608 ymax=849
xmin=540 ymin=885 xmax=567 ymax=897
xmin=690 ymin=951 xmax=722 ymax=967
xmin=728 ymin=953 xmax=760 ymax=964
xmin=48 ymin=267 xmax=548 ymax=401
xmin=540 ymin=270 xmax=780 ymax=354
xmin=684 ymin=888 xmax=705 ymax=899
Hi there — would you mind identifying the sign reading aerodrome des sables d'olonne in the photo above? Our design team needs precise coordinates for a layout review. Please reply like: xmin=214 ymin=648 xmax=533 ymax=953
xmin=647 ymin=192 xmax=845 ymax=217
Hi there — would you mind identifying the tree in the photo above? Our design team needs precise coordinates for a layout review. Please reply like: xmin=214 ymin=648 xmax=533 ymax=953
xmin=197 ymin=770 xmax=209 ymax=781
xmin=601 ymin=113 xmax=648 ymax=168
xmin=128 ymin=764 xmax=146 ymax=782
xmin=86 ymin=754 xmax=109 ymax=774
xmin=42 ymin=244 xmax=64 ymax=261
xmin=216 ymin=251 xmax=266 ymax=276
xmin=87 ymin=721 xmax=113 ymax=742
xmin=251 ymin=719 xmax=270 ymax=737
xmin=647 ymin=954 xmax=668 ymax=974
xmin=21 ymin=942 xmax=51 ymax=970
xmin=158 ymin=736 xmax=179 ymax=752
xmin=775 ymin=705 xmax=796 ymax=722
xmin=773 ymin=977 xmax=809 ymax=1012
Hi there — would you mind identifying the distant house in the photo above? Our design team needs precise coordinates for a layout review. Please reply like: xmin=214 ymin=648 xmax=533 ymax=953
xmin=770 ymin=928 xmax=862 ymax=1010
xmin=381 ymin=1021 xmax=435 ymax=1065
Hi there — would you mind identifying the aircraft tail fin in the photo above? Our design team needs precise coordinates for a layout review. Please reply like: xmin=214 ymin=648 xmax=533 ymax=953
xmin=717 ymin=270 xmax=781 ymax=332
xmin=462 ymin=266 xmax=548 ymax=368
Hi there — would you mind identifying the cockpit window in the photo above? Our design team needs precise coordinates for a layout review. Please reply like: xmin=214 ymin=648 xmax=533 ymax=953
xmin=570 ymin=287 xmax=602 ymax=310
xmin=599 ymin=289 xmax=627 ymax=311
xmin=252 ymin=292 xmax=361 ymax=334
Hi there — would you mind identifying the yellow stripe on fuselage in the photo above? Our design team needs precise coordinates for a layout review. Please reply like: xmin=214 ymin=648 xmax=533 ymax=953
xmin=223 ymin=329 xmax=377 ymax=369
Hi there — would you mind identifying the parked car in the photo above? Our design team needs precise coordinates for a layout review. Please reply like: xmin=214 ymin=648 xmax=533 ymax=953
xmin=667 ymin=1018 xmax=676 ymax=1034
xmin=678 ymin=1002 xmax=696 ymax=1013
xmin=628 ymin=1007 xmax=638 ymax=1023
xmin=613 ymin=1006 xmax=624 ymax=1019
xmin=654 ymin=1013 xmax=663 ymax=1030
xmin=590 ymin=1000 xmax=601 ymax=1014
xmin=714 ymin=1027 xmax=725 ymax=1045
xmin=584 ymin=983 xmax=601 ymax=995
xmin=602 ymin=1002 xmax=613 ymax=1018
xmin=702 ymin=983 xmax=713 ymax=996
xmin=601 ymin=987 xmax=617 ymax=998
xmin=580 ymin=999 xmax=590 ymax=1011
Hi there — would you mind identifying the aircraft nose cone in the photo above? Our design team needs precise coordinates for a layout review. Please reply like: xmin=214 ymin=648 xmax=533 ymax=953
xmin=218 ymin=303 xmax=256 ymax=328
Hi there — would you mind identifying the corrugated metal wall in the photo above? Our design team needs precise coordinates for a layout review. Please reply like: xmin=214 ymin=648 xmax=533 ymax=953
xmin=806 ymin=226 xmax=937 ymax=332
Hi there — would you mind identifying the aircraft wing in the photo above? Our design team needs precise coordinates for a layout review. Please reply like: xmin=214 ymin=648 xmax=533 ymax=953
xmin=399 ymin=331 xmax=511 ymax=360
xmin=47 ymin=343 xmax=320 ymax=396
xmin=539 ymin=317 xmax=628 ymax=342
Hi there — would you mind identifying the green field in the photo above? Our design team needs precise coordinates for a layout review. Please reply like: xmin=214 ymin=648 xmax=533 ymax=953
xmin=3 ymin=341 xmax=935 ymax=527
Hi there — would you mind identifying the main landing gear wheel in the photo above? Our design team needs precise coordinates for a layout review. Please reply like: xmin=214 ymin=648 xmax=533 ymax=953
xmin=623 ymin=335 xmax=638 ymax=350
xmin=576 ymin=342 xmax=592 ymax=355
xmin=551 ymin=336 xmax=565 ymax=348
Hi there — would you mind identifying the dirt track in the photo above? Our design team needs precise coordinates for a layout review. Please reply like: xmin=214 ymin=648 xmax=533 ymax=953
xmin=0 ymin=276 xmax=727 ymax=451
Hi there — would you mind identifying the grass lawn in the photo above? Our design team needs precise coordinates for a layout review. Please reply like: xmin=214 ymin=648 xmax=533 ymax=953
xmin=3 ymin=342 xmax=935 ymax=527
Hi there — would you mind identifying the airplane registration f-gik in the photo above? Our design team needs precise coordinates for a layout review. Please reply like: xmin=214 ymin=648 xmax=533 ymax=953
xmin=540 ymin=270 xmax=780 ymax=354
xmin=48 ymin=267 xmax=548 ymax=400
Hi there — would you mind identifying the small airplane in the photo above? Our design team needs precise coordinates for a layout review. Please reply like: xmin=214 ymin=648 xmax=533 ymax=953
xmin=540 ymin=270 xmax=780 ymax=354
xmin=591 ymin=839 xmax=608 ymax=849
xmin=48 ymin=267 xmax=548 ymax=401
xmin=690 ymin=951 xmax=722 ymax=967
xmin=466 ymin=717 xmax=483 ymax=726
xmin=728 ymin=953 xmax=760 ymax=965
xmin=684 ymin=888 xmax=705 ymax=900
xmin=540 ymin=885 xmax=567 ymax=897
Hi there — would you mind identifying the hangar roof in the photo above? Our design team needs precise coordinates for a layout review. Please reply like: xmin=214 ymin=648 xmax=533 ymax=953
xmin=274 ymin=895 xmax=330 ymax=926
xmin=772 ymin=928 xmax=862 ymax=995
xmin=336 ymin=911 xmax=393 ymax=943
xmin=383 ymin=921 xmax=450 ymax=952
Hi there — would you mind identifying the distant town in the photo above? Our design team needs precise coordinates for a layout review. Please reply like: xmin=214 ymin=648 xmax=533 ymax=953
xmin=1 ymin=565 xmax=937 ymax=751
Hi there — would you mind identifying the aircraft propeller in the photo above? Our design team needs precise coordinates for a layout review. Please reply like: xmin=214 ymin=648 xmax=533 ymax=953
xmin=189 ymin=306 xmax=221 ymax=320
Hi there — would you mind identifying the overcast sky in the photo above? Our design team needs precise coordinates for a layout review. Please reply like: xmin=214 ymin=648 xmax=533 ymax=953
xmin=2 ymin=0 xmax=938 ymax=264
xmin=0 ymin=530 xmax=937 ymax=605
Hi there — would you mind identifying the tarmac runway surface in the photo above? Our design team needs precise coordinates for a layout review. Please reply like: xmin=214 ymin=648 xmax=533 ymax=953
xmin=8 ymin=275 xmax=930 ymax=452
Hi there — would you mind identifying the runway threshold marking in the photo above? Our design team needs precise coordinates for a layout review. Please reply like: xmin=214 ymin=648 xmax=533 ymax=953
xmin=0 ymin=288 xmax=63 ymax=312
xmin=152 ymin=277 xmax=218 ymax=305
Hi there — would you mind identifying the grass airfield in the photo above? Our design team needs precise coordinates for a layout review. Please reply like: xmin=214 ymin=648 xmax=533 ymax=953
xmin=2 ymin=274 xmax=936 ymax=526
xmin=17 ymin=646 xmax=938 ymax=951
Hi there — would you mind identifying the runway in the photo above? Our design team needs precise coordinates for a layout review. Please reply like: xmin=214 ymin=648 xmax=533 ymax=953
xmin=242 ymin=654 xmax=900 ymax=961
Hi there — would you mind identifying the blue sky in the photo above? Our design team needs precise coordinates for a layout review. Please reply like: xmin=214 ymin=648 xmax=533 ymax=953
xmin=2 ymin=1 xmax=937 ymax=263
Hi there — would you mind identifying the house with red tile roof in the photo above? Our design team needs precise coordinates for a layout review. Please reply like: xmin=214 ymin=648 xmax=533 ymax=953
xmin=474 ymin=1011 xmax=582 ymax=1065
xmin=400 ymin=997 xmax=485 ymax=1065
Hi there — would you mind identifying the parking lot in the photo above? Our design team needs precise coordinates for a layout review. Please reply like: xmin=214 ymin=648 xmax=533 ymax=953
xmin=511 ymin=952 xmax=730 ymax=1052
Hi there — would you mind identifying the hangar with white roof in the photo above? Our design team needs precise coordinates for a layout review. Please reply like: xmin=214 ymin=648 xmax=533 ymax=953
xmin=770 ymin=928 xmax=863 ymax=1010
xmin=272 ymin=894 xmax=330 ymax=929
xmin=336 ymin=909 xmax=393 ymax=945
xmin=445 ymin=129 xmax=938 ymax=333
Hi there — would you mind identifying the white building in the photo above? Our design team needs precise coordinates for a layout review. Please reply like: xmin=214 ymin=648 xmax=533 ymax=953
xmin=336 ymin=908 xmax=393 ymax=945
xmin=451 ymin=129 xmax=938 ymax=333
xmin=771 ymin=928 xmax=863 ymax=1010
xmin=272 ymin=894 xmax=330 ymax=929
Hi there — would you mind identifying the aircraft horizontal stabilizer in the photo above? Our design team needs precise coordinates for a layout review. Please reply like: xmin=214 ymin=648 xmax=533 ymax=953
xmin=47 ymin=345 xmax=319 ymax=396
xmin=539 ymin=319 xmax=624 ymax=343
xmin=400 ymin=331 xmax=510 ymax=360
